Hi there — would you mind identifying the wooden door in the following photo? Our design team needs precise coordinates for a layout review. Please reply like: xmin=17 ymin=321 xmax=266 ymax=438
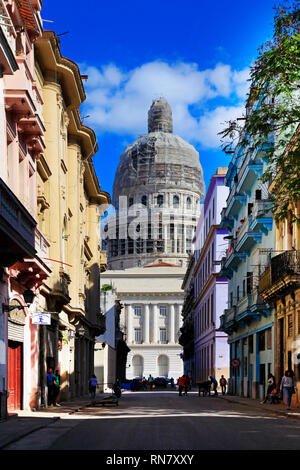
xmin=7 ymin=341 xmax=22 ymax=412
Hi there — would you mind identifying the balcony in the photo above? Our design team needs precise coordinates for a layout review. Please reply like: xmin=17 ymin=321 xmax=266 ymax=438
xmin=12 ymin=228 xmax=52 ymax=289
xmin=249 ymin=200 xmax=273 ymax=235
xmin=220 ymin=207 xmax=234 ymax=230
xmin=235 ymin=217 xmax=262 ymax=253
xmin=219 ymin=307 xmax=238 ymax=334
xmin=236 ymin=289 xmax=271 ymax=322
xmin=225 ymin=192 xmax=247 ymax=219
xmin=0 ymin=177 xmax=36 ymax=266
xmin=237 ymin=158 xmax=263 ymax=195
xmin=259 ymin=250 xmax=300 ymax=299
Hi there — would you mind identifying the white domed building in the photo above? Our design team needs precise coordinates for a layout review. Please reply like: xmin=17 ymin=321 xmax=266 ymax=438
xmin=100 ymin=98 xmax=205 ymax=383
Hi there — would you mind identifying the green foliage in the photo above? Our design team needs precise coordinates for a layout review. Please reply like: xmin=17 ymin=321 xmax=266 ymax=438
xmin=219 ymin=1 xmax=300 ymax=223
xmin=101 ymin=284 xmax=113 ymax=292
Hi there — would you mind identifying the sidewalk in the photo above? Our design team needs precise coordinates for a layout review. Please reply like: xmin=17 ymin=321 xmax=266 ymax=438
xmin=219 ymin=393 xmax=300 ymax=420
xmin=0 ymin=393 xmax=108 ymax=449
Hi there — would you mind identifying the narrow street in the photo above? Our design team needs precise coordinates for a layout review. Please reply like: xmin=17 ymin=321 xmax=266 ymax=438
xmin=3 ymin=391 xmax=300 ymax=451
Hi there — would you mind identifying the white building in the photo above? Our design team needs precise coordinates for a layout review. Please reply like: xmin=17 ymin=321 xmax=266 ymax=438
xmin=100 ymin=98 xmax=205 ymax=381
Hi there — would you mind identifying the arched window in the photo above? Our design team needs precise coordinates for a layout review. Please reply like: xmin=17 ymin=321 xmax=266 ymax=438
xmin=157 ymin=194 xmax=164 ymax=207
xmin=157 ymin=355 xmax=169 ymax=377
xmin=186 ymin=197 xmax=191 ymax=209
xmin=173 ymin=195 xmax=179 ymax=207
xmin=132 ymin=355 xmax=144 ymax=378
xmin=129 ymin=197 xmax=134 ymax=207
xmin=141 ymin=195 xmax=147 ymax=206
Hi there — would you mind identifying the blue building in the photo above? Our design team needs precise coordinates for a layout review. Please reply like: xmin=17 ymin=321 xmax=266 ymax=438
xmin=219 ymin=138 xmax=275 ymax=399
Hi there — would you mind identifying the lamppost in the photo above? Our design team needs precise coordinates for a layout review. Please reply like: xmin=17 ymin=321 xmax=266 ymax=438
xmin=2 ymin=288 xmax=35 ymax=312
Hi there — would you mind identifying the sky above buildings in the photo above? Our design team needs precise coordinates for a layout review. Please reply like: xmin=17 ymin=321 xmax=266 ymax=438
xmin=41 ymin=0 xmax=277 ymax=198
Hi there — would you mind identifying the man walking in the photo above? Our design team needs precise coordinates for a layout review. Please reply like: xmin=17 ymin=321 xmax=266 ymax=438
xmin=210 ymin=376 xmax=218 ymax=396
xmin=178 ymin=375 xmax=185 ymax=396
xmin=220 ymin=375 xmax=227 ymax=395
xmin=184 ymin=374 xmax=191 ymax=396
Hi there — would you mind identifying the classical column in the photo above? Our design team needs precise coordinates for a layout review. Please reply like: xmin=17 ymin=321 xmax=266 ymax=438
xmin=144 ymin=304 xmax=150 ymax=343
xmin=169 ymin=304 xmax=175 ymax=343
xmin=127 ymin=305 xmax=132 ymax=344
xmin=152 ymin=304 xmax=158 ymax=343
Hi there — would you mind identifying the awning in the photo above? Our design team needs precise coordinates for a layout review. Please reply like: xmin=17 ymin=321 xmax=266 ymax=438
xmin=16 ymin=0 xmax=41 ymax=34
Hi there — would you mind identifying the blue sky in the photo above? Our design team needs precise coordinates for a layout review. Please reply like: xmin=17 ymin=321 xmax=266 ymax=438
xmin=41 ymin=0 xmax=277 ymax=198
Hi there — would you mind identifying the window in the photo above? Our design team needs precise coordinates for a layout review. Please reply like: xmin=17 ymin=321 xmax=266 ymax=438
xmin=288 ymin=315 xmax=293 ymax=337
xmin=158 ymin=355 xmax=169 ymax=377
xmin=160 ymin=306 xmax=167 ymax=317
xmin=132 ymin=355 xmax=143 ymax=377
xmin=247 ymin=272 xmax=253 ymax=294
xmin=157 ymin=194 xmax=164 ymax=207
xmin=137 ymin=260 xmax=141 ymax=267
xmin=134 ymin=328 xmax=142 ymax=344
xmin=160 ymin=328 xmax=167 ymax=344
xmin=237 ymin=286 xmax=240 ymax=302
xmin=255 ymin=189 xmax=262 ymax=201
xmin=186 ymin=197 xmax=191 ymax=209
xmin=141 ymin=195 xmax=147 ymax=206
xmin=249 ymin=335 xmax=253 ymax=354
xmin=243 ymin=280 xmax=246 ymax=297
xmin=230 ymin=292 xmax=233 ymax=308
xmin=129 ymin=197 xmax=134 ymax=207
xmin=266 ymin=328 xmax=272 ymax=349
xmin=173 ymin=195 xmax=179 ymax=207
xmin=134 ymin=306 xmax=142 ymax=317
xmin=258 ymin=331 xmax=265 ymax=351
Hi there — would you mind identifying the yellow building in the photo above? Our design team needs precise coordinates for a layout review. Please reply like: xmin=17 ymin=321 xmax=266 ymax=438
xmin=259 ymin=133 xmax=300 ymax=406
xmin=34 ymin=31 xmax=110 ymax=405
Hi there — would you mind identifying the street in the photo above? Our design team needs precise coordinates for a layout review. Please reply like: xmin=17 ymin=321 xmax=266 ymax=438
xmin=3 ymin=390 xmax=300 ymax=451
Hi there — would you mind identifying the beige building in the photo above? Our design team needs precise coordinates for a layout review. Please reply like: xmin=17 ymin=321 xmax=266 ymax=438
xmin=33 ymin=31 xmax=110 ymax=405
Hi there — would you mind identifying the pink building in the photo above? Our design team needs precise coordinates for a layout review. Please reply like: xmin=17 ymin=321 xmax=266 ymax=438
xmin=193 ymin=168 xmax=230 ymax=387
xmin=0 ymin=0 xmax=49 ymax=418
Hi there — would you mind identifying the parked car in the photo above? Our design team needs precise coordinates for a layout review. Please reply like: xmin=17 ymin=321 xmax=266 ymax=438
xmin=130 ymin=378 xmax=144 ymax=391
xmin=154 ymin=377 xmax=169 ymax=388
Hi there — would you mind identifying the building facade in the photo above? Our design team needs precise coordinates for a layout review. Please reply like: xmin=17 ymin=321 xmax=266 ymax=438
xmin=259 ymin=130 xmax=300 ymax=405
xmin=179 ymin=255 xmax=195 ymax=382
xmin=32 ymin=30 xmax=110 ymax=406
xmin=219 ymin=137 xmax=275 ymax=399
xmin=0 ymin=0 xmax=48 ymax=418
xmin=193 ymin=168 xmax=230 ymax=386
xmin=100 ymin=98 xmax=205 ymax=381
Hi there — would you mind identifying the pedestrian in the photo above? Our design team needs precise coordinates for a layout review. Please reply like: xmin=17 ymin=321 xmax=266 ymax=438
xmin=261 ymin=373 xmax=276 ymax=404
xmin=53 ymin=369 xmax=61 ymax=407
xmin=89 ymin=374 xmax=98 ymax=399
xmin=280 ymin=370 xmax=296 ymax=410
xmin=178 ymin=374 xmax=185 ymax=396
xmin=170 ymin=377 xmax=175 ymax=388
xmin=142 ymin=377 xmax=147 ymax=390
xmin=184 ymin=374 xmax=191 ymax=396
xmin=210 ymin=376 xmax=218 ymax=396
xmin=219 ymin=375 xmax=227 ymax=395
xmin=46 ymin=367 xmax=55 ymax=407
xmin=148 ymin=374 xmax=154 ymax=390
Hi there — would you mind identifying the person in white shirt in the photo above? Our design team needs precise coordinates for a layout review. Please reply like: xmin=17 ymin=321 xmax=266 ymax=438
xmin=280 ymin=370 xmax=296 ymax=410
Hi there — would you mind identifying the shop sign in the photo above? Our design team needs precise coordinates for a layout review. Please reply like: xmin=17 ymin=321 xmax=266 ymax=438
xmin=32 ymin=313 xmax=51 ymax=325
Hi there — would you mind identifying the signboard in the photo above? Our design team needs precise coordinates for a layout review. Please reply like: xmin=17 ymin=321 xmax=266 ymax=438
xmin=230 ymin=358 xmax=240 ymax=368
xmin=32 ymin=313 xmax=51 ymax=325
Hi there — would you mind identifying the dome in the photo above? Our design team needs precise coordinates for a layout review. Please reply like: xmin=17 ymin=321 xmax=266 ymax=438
xmin=113 ymin=99 xmax=204 ymax=204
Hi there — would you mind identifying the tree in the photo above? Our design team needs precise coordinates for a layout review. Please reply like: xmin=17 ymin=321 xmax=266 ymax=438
xmin=219 ymin=1 xmax=300 ymax=223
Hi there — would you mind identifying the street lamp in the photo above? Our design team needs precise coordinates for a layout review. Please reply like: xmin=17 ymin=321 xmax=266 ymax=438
xmin=77 ymin=325 xmax=86 ymax=337
xmin=2 ymin=288 xmax=35 ymax=312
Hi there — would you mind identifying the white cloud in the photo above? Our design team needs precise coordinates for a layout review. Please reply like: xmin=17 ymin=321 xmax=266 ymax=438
xmin=81 ymin=60 xmax=250 ymax=149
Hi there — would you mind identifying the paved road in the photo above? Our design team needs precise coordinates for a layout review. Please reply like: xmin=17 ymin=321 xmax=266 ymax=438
xmin=4 ymin=390 xmax=300 ymax=450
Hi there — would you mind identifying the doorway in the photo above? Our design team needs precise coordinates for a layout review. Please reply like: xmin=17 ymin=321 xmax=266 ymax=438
xmin=7 ymin=341 xmax=23 ymax=412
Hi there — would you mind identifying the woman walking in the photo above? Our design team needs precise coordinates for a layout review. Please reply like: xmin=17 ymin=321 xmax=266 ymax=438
xmin=280 ymin=370 xmax=296 ymax=410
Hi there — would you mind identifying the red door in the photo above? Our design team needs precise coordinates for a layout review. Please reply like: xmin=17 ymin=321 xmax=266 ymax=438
xmin=8 ymin=341 xmax=22 ymax=412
